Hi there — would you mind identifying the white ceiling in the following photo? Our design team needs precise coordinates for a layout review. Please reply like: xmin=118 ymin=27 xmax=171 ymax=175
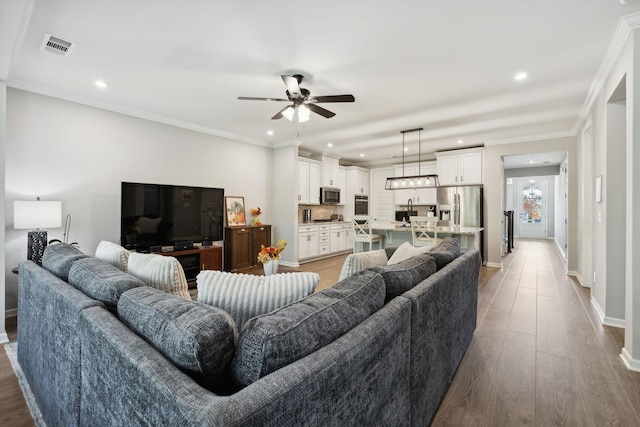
xmin=3 ymin=0 xmax=640 ymax=168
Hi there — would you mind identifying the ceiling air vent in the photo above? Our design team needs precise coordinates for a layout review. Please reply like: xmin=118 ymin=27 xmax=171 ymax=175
xmin=41 ymin=33 xmax=76 ymax=57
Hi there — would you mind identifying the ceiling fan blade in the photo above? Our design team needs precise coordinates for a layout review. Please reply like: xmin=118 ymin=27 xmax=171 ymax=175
xmin=307 ymin=103 xmax=336 ymax=118
xmin=238 ymin=96 xmax=289 ymax=102
xmin=281 ymin=75 xmax=302 ymax=98
xmin=312 ymin=94 xmax=355 ymax=103
xmin=271 ymin=105 xmax=291 ymax=120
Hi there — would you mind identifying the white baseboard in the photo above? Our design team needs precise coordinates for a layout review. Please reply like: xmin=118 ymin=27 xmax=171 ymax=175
xmin=621 ymin=347 xmax=640 ymax=372
xmin=567 ymin=270 xmax=590 ymax=288
xmin=591 ymin=297 xmax=625 ymax=328
xmin=0 ymin=332 xmax=8 ymax=345
xmin=279 ymin=261 xmax=300 ymax=268
xmin=485 ymin=262 xmax=502 ymax=268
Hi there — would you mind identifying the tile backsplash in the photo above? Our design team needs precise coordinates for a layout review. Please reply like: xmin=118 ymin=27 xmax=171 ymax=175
xmin=298 ymin=205 xmax=338 ymax=222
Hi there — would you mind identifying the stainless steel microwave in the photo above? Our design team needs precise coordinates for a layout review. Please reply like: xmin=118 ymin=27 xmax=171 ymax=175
xmin=320 ymin=187 xmax=340 ymax=204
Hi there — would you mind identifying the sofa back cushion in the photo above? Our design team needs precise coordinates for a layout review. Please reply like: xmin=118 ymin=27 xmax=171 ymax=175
xmin=95 ymin=240 xmax=130 ymax=272
xmin=338 ymin=248 xmax=388 ymax=280
xmin=68 ymin=257 xmax=144 ymax=311
xmin=197 ymin=271 xmax=319 ymax=331
xmin=368 ymin=253 xmax=437 ymax=302
xmin=232 ymin=270 xmax=385 ymax=388
xmin=42 ymin=243 xmax=89 ymax=281
xmin=118 ymin=286 xmax=238 ymax=393
xmin=429 ymin=237 xmax=462 ymax=270
xmin=127 ymin=252 xmax=190 ymax=299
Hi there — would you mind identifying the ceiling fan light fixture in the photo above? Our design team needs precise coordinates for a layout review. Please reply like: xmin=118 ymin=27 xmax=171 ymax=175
xmin=298 ymin=104 xmax=311 ymax=122
xmin=282 ymin=106 xmax=295 ymax=121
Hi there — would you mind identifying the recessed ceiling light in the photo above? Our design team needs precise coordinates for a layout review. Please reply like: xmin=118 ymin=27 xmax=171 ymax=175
xmin=94 ymin=80 xmax=108 ymax=89
xmin=528 ymin=160 xmax=535 ymax=164
xmin=327 ymin=142 xmax=333 ymax=147
xmin=404 ymin=147 xmax=408 ymax=151
xmin=514 ymin=71 xmax=528 ymax=81
xmin=267 ymin=130 xmax=274 ymax=136
xmin=457 ymin=139 xmax=463 ymax=144
xmin=359 ymin=153 xmax=365 ymax=157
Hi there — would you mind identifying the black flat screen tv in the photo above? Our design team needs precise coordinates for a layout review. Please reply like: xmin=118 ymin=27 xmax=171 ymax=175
xmin=120 ymin=182 xmax=224 ymax=251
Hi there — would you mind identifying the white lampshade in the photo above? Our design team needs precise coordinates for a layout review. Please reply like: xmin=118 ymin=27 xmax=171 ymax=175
xmin=14 ymin=200 xmax=62 ymax=229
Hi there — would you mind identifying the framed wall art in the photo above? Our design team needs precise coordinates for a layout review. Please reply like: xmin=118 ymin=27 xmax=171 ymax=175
xmin=225 ymin=196 xmax=246 ymax=226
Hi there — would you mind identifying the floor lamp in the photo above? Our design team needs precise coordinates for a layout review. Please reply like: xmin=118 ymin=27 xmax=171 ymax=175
xmin=14 ymin=199 xmax=62 ymax=265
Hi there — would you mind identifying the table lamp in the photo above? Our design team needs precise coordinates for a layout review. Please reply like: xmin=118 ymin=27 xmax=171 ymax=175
xmin=14 ymin=198 xmax=62 ymax=265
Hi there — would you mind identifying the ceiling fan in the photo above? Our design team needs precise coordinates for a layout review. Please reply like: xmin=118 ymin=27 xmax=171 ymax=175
xmin=238 ymin=74 xmax=355 ymax=122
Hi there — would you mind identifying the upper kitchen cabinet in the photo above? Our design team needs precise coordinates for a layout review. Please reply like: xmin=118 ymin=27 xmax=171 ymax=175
xmin=435 ymin=148 xmax=483 ymax=186
xmin=346 ymin=167 xmax=369 ymax=195
xmin=312 ymin=154 xmax=346 ymax=196
xmin=393 ymin=161 xmax=437 ymax=205
xmin=298 ymin=158 xmax=321 ymax=205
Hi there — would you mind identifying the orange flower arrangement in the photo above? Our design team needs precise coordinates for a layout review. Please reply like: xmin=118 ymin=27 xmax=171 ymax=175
xmin=250 ymin=207 xmax=262 ymax=225
xmin=257 ymin=239 xmax=287 ymax=264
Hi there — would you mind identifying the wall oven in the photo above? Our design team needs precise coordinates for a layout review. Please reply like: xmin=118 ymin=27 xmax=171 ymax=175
xmin=354 ymin=195 xmax=369 ymax=215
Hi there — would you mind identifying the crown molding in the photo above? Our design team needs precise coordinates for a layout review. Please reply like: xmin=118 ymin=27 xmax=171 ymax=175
xmin=575 ymin=11 xmax=640 ymax=133
xmin=7 ymin=79 xmax=272 ymax=149
xmin=483 ymin=130 xmax=576 ymax=147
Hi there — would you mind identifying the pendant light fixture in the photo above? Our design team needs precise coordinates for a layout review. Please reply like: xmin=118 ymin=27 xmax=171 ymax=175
xmin=385 ymin=127 xmax=439 ymax=190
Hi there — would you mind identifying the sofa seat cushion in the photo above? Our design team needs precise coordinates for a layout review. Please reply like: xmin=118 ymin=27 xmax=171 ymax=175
xmin=42 ymin=243 xmax=89 ymax=281
xmin=95 ymin=240 xmax=130 ymax=272
xmin=127 ymin=252 xmax=190 ymax=299
xmin=429 ymin=237 xmax=462 ymax=269
xmin=338 ymin=249 xmax=388 ymax=280
xmin=68 ymin=258 xmax=144 ymax=310
xmin=118 ymin=286 xmax=238 ymax=393
xmin=368 ymin=253 xmax=437 ymax=302
xmin=197 ymin=271 xmax=319 ymax=331
xmin=387 ymin=241 xmax=434 ymax=264
xmin=232 ymin=270 xmax=385 ymax=388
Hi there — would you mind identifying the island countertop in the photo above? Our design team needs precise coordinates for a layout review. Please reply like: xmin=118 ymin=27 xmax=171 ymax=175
xmin=369 ymin=221 xmax=483 ymax=235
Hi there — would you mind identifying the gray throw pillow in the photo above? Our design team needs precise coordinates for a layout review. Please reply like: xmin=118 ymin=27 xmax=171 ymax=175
xmin=41 ymin=243 xmax=89 ymax=281
xmin=232 ymin=270 xmax=385 ymax=388
xmin=368 ymin=253 xmax=437 ymax=302
xmin=118 ymin=287 xmax=238 ymax=394
xmin=429 ymin=237 xmax=461 ymax=269
xmin=68 ymin=257 xmax=144 ymax=310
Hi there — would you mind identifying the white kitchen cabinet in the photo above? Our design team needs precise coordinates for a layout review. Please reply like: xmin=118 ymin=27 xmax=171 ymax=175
xmin=318 ymin=224 xmax=331 ymax=257
xmin=348 ymin=169 xmax=369 ymax=195
xmin=330 ymin=224 xmax=348 ymax=253
xmin=298 ymin=159 xmax=321 ymax=204
xmin=393 ymin=162 xmax=437 ymax=206
xmin=435 ymin=148 xmax=483 ymax=186
xmin=344 ymin=224 xmax=354 ymax=251
xmin=298 ymin=224 xmax=319 ymax=259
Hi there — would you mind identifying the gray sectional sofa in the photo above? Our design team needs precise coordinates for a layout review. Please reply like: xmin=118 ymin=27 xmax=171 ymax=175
xmin=17 ymin=240 xmax=481 ymax=426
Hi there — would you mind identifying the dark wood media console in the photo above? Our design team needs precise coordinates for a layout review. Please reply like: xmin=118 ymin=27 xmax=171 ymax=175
xmin=159 ymin=246 xmax=222 ymax=288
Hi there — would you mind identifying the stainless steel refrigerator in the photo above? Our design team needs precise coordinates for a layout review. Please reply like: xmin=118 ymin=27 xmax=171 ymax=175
xmin=437 ymin=185 xmax=483 ymax=228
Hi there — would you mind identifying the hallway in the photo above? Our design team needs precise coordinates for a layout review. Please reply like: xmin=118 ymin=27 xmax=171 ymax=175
xmin=433 ymin=239 xmax=640 ymax=426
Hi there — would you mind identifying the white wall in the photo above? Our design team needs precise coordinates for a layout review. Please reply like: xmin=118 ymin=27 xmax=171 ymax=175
xmin=0 ymin=83 xmax=7 ymax=342
xmin=4 ymin=89 xmax=273 ymax=313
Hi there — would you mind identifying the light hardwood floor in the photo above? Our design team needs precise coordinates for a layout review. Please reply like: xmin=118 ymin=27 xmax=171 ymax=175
xmin=2 ymin=241 xmax=639 ymax=426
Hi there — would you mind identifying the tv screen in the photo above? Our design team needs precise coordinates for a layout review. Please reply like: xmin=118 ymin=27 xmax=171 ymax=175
xmin=120 ymin=182 xmax=224 ymax=251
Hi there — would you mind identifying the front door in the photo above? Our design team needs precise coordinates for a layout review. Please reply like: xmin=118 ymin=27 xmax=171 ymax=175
xmin=518 ymin=180 xmax=547 ymax=238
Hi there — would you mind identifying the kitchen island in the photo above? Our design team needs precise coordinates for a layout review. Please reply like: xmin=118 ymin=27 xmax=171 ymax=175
xmin=365 ymin=221 xmax=483 ymax=253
